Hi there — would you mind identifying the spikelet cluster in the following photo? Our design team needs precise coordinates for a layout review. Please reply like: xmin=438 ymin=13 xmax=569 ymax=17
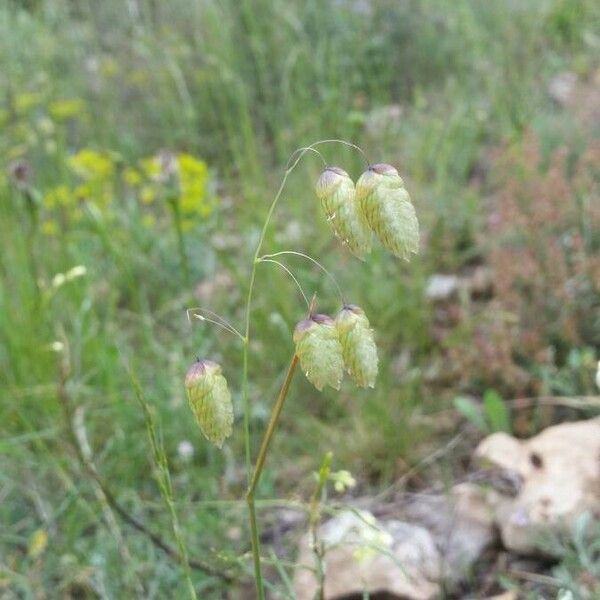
xmin=293 ymin=314 xmax=344 ymax=391
xmin=355 ymin=163 xmax=419 ymax=260
xmin=316 ymin=162 xmax=419 ymax=261
xmin=335 ymin=305 xmax=378 ymax=388
xmin=185 ymin=359 xmax=233 ymax=448
xmin=315 ymin=167 xmax=372 ymax=260
xmin=294 ymin=306 xmax=378 ymax=391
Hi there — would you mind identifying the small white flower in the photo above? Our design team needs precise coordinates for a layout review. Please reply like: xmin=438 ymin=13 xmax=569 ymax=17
xmin=52 ymin=265 xmax=87 ymax=289
xmin=177 ymin=440 xmax=195 ymax=462
xmin=331 ymin=470 xmax=356 ymax=493
xmin=65 ymin=265 xmax=87 ymax=281
xmin=50 ymin=341 xmax=64 ymax=353
xmin=52 ymin=273 xmax=66 ymax=288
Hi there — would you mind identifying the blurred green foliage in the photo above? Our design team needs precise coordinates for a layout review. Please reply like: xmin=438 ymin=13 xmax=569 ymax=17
xmin=1 ymin=0 xmax=599 ymax=596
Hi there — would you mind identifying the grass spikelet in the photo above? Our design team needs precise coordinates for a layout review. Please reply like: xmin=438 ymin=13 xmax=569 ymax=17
xmin=315 ymin=166 xmax=372 ymax=260
xmin=335 ymin=304 xmax=378 ymax=388
xmin=356 ymin=163 xmax=419 ymax=260
xmin=293 ymin=314 xmax=344 ymax=391
xmin=185 ymin=359 xmax=233 ymax=448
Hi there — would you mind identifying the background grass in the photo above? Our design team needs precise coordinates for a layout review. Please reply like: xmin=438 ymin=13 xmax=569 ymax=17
xmin=1 ymin=0 xmax=599 ymax=597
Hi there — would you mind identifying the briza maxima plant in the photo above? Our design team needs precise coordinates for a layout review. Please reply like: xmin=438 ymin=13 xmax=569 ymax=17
xmin=185 ymin=141 xmax=419 ymax=599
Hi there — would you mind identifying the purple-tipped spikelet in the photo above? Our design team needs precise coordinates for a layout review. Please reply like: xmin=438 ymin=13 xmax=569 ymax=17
xmin=185 ymin=359 xmax=233 ymax=448
xmin=293 ymin=314 xmax=344 ymax=391
xmin=335 ymin=305 xmax=378 ymax=388
xmin=355 ymin=163 xmax=419 ymax=260
xmin=315 ymin=166 xmax=372 ymax=260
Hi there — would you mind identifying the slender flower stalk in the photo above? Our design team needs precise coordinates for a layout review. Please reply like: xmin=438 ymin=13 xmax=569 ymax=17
xmin=239 ymin=140 xmax=371 ymax=598
xmin=168 ymin=196 xmax=191 ymax=283
xmin=246 ymin=353 xmax=299 ymax=598
xmin=185 ymin=139 xmax=418 ymax=598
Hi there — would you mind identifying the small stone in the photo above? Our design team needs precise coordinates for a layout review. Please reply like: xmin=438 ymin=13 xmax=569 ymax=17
xmin=474 ymin=418 xmax=600 ymax=555
xmin=425 ymin=274 xmax=459 ymax=302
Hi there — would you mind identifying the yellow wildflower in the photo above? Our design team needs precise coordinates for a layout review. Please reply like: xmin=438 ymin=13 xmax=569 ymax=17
xmin=123 ymin=167 xmax=142 ymax=187
xmin=28 ymin=529 xmax=48 ymax=559
xmin=68 ymin=149 xmax=114 ymax=180
xmin=100 ymin=57 xmax=119 ymax=78
xmin=49 ymin=98 xmax=84 ymax=120
xmin=178 ymin=153 xmax=210 ymax=216
xmin=14 ymin=92 xmax=42 ymax=114
xmin=140 ymin=186 xmax=156 ymax=204
xmin=68 ymin=150 xmax=114 ymax=207
xmin=44 ymin=185 xmax=74 ymax=208
xmin=128 ymin=69 xmax=148 ymax=85
xmin=41 ymin=220 xmax=59 ymax=236
xmin=142 ymin=214 xmax=156 ymax=228
xmin=140 ymin=157 xmax=162 ymax=180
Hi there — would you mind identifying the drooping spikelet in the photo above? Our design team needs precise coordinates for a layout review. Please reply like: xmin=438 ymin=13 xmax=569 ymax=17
xmin=355 ymin=163 xmax=419 ymax=260
xmin=185 ymin=359 xmax=233 ymax=448
xmin=293 ymin=314 xmax=344 ymax=391
xmin=335 ymin=305 xmax=378 ymax=388
xmin=315 ymin=166 xmax=372 ymax=260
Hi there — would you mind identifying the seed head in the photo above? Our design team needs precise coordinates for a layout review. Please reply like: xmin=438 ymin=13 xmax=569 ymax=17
xmin=293 ymin=314 xmax=344 ymax=391
xmin=7 ymin=159 xmax=32 ymax=191
xmin=335 ymin=305 xmax=378 ymax=388
xmin=185 ymin=359 xmax=233 ymax=448
xmin=356 ymin=163 xmax=419 ymax=260
xmin=315 ymin=166 xmax=372 ymax=260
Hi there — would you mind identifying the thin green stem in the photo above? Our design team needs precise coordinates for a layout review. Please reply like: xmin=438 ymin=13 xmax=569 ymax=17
xmin=169 ymin=198 xmax=190 ymax=284
xmin=246 ymin=354 xmax=299 ymax=600
xmin=259 ymin=250 xmax=345 ymax=305
xmin=241 ymin=167 xmax=293 ymax=482
xmin=186 ymin=307 xmax=245 ymax=341
xmin=257 ymin=258 xmax=310 ymax=309
xmin=131 ymin=371 xmax=198 ymax=600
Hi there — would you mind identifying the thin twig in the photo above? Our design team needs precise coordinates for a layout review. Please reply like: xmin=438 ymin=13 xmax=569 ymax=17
xmin=260 ymin=250 xmax=345 ymax=305
xmin=508 ymin=569 xmax=562 ymax=588
xmin=131 ymin=370 xmax=198 ymax=600
xmin=257 ymin=258 xmax=311 ymax=309
xmin=186 ymin=307 xmax=245 ymax=341
xmin=308 ymin=452 xmax=333 ymax=600
xmin=285 ymin=146 xmax=328 ymax=170
xmin=508 ymin=395 xmax=600 ymax=410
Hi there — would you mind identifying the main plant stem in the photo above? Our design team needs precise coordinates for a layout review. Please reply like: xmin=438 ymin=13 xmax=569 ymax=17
xmin=240 ymin=139 xmax=365 ymax=597
xmin=241 ymin=170 xmax=292 ymax=600
xmin=246 ymin=354 xmax=298 ymax=599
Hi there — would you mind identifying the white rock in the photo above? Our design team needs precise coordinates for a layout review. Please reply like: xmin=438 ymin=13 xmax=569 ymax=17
xmin=548 ymin=71 xmax=577 ymax=106
xmin=425 ymin=274 xmax=459 ymax=301
xmin=293 ymin=510 xmax=441 ymax=600
xmin=475 ymin=418 xmax=600 ymax=555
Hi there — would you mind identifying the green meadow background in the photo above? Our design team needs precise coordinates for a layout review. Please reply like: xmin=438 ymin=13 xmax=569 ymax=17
xmin=1 ymin=0 xmax=599 ymax=597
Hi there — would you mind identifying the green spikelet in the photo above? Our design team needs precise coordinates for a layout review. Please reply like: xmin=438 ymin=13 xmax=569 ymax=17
xmin=315 ymin=166 xmax=372 ymax=260
xmin=335 ymin=305 xmax=378 ymax=388
xmin=356 ymin=163 xmax=419 ymax=260
xmin=293 ymin=314 xmax=344 ymax=391
xmin=185 ymin=359 xmax=233 ymax=448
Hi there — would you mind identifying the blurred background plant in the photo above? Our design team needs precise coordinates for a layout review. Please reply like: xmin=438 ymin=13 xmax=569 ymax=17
xmin=1 ymin=0 xmax=599 ymax=597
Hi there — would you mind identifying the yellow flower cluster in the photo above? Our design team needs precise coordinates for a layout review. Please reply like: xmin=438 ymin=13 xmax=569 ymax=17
xmin=40 ymin=148 xmax=213 ymax=234
xmin=125 ymin=152 xmax=213 ymax=230
xmin=68 ymin=149 xmax=115 ymax=208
